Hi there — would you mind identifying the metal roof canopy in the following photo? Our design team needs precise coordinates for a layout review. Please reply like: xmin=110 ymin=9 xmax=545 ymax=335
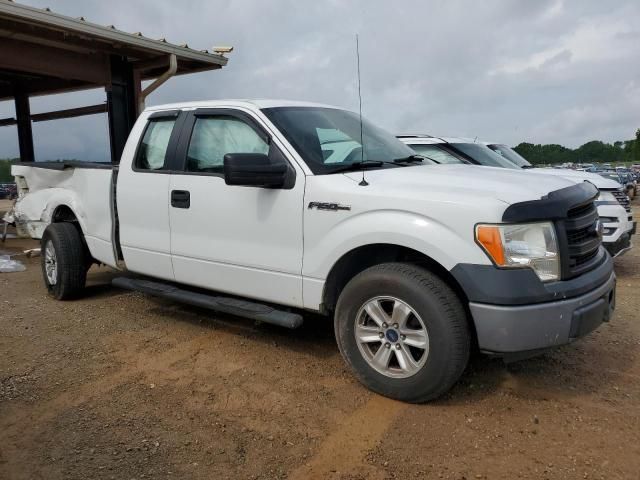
xmin=0 ymin=0 xmax=229 ymax=163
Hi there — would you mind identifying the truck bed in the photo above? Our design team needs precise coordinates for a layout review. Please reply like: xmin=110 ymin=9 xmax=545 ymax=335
xmin=10 ymin=161 xmax=118 ymax=268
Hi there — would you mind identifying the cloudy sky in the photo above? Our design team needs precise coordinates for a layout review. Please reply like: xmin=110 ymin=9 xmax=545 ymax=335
xmin=1 ymin=0 xmax=639 ymax=161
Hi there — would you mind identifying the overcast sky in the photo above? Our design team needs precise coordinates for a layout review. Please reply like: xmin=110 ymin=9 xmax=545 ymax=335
xmin=1 ymin=0 xmax=639 ymax=161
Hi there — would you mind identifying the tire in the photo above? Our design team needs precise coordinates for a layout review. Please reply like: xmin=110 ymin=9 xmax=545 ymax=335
xmin=334 ymin=263 xmax=470 ymax=403
xmin=41 ymin=222 xmax=87 ymax=300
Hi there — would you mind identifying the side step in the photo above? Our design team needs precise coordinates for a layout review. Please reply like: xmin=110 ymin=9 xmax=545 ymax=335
xmin=112 ymin=277 xmax=304 ymax=329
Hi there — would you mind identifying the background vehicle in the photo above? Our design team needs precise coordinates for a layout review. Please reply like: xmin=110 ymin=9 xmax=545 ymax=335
xmin=399 ymin=136 xmax=635 ymax=257
xmin=600 ymin=171 xmax=636 ymax=199
xmin=11 ymin=101 xmax=615 ymax=403
xmin=0 ymin=183 xmax=17 ymax=199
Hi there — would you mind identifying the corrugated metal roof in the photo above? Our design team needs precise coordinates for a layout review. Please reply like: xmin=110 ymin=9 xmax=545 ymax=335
xmin=0 ymin=0 xmax=229 ymax=67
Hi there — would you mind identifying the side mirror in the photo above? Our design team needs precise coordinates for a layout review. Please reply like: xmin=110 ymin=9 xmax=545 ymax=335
xmin=223 ymin=153 xmax=287 ymax=188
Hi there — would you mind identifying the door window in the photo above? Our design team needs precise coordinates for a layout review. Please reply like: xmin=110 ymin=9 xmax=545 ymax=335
xmin=135 ymin=118 xmax=176 ymax=170
xmin=186 ymin=116 xmax=269 ymax=173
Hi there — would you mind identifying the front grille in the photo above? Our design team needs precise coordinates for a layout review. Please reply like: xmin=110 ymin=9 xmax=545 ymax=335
xmin=612 ymin=189 xmax=631 ymax=213
xmin=566 ymin=226 xmax=594 ymax=244
xmin=562 ymin=201 xmax=602 ymax=278
xmin=567 ymin=203 xmax=594 ymax=218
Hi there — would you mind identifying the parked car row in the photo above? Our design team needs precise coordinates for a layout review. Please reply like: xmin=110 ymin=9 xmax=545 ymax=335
xmin=599 ymin=170 xmax=638 ymax=199
xmin=397 ymin=135 xmax=636 ymax=258
xmin=8 ymin=100 xmax=618 ymax=403
xmin=0 ymin=183 xmax=17 ymax=199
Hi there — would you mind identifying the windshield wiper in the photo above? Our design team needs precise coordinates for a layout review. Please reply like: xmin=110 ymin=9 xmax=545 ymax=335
xmin=393 ymin=155 xmax=425 ymax=164
xmin=328 ymin=160 xmax=405 ymax=174
xmin=394 ymin=154 xmax=442 ymax=165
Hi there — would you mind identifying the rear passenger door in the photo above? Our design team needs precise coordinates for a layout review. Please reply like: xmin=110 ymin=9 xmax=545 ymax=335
xmin=117 ymin=111 xmax=184 ymax=281
xmin=168 ymin=108 xmax=305 ymax=307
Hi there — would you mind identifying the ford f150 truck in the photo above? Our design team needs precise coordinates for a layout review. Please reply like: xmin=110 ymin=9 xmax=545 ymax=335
xmin=9 ymin=100 xmax=616 ymax=403
xmin=398 ymin=135 xmax=635 ymax=258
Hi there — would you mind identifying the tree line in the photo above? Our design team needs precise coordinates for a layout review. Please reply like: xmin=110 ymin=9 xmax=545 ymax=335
xmin=0 ymin=159 xmax=14 ymax=182
xmin=514 ymin=129 xmax=640 ymax=166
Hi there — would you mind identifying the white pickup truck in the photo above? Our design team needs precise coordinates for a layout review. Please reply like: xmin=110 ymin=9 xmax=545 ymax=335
xmin=10 ymin=100 xmax=616 ymax=403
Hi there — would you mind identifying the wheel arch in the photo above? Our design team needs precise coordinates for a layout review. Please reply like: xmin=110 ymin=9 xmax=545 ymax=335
xmin=322 ymin=243 xmax=479 ymax=353
xmin=322 ymin=243 xmax=469 ymax=313
xmin=49 ymin=204 xmax=92 ymax=263
xmin=50 ymin=203 xmax=87 ymax=238
xmin=52 ymin=204 xmax=81 ymax=225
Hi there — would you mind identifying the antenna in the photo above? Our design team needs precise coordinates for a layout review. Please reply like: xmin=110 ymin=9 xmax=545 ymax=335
xmin=356 ymin=34 xmax=368 ymax=186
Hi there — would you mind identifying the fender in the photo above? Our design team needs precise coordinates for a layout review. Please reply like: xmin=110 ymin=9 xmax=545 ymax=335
xmin=12 ymin=187 xmax=88 ymax=239
xmin=301 ymin=209 xmax=492 ymax=309
xmin=11 ymin=165 xmax=117 ymax=266
xmin=304 ymin=209 xmax=491 ymax=279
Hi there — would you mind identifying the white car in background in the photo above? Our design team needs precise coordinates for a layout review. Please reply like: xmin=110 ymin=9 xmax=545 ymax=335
xmin=398 ymin=135 xmax=635 ymax=257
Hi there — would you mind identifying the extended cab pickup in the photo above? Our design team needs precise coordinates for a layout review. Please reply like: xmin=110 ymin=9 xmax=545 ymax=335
xmin=10 ymin=100 xmax=616 ymax=402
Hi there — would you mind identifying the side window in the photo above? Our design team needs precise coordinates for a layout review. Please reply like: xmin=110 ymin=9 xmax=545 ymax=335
xmin=187 ymin=116 xmax=269 ymax=173
xmin=135 ymin=118 xmax=176 ymax=170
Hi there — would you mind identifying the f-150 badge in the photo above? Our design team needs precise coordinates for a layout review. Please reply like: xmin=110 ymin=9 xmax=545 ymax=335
xmin=308 ymin=202 xmax=351 ymax=211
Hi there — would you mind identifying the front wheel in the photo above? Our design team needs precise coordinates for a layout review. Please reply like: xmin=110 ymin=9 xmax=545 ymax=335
xmin=334 ymin=263 xmax=470 ymax=403
xmin=41 ymin=223 xmax=88 ymax=300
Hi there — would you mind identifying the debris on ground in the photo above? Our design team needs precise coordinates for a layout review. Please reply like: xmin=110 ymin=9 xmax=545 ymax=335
xmin=0 ymin=254 xmax=26 ymax=273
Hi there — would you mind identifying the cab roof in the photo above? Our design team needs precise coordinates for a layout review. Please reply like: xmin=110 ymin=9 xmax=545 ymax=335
xmin=145 ymin=99 xmax=343 ymax=113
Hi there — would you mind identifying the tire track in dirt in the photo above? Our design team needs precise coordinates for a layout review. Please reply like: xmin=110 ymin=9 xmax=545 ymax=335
xmin=288 ymin=395 xmax=406 ymax=479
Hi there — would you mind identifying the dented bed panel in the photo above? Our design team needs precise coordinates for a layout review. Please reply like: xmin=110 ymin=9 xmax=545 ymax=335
xmin=10 ymin=164 xmax=118 ymax=267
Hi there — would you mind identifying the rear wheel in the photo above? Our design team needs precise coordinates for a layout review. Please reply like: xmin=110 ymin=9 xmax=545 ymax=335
xmin=334 ymin=263 xmax=470 ymax=403
xmin=41 ymin=223 xmax=87 ymax=300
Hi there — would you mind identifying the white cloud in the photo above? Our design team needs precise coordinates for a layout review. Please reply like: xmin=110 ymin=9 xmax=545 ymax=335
xmin=490 ymin=7 xmax=638 ymax=76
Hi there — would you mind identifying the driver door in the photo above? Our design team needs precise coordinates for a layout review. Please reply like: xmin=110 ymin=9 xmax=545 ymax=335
xmin=168 ymin=109 xmax=305 ymax=307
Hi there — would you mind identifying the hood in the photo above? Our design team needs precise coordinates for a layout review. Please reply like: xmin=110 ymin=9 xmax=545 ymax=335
xmin=532 ymin=168 xmax=621 ymax=190
xmin=343 ymin=164 xmax=576 ymax=205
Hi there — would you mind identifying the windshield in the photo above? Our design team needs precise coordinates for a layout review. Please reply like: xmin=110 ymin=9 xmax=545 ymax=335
xmin=449 ymin=143 xmax=520 ymax=169
xmin=262 ymin=107 xmax=416 ymax=174
xmin=487 ymin=144 xmax=532 ymax=168
xmin=599 ymin=173 xmax=622 ymax=183
xmin=407 ymin=144 xmax=464 ymax=164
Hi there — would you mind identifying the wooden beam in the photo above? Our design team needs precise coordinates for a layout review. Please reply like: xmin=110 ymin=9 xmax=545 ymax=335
xmin=0 ymin=77 xmax=96 ymax=101
xmin=0 ymin=117 xmax=17 ymax=127
xmin=0 ymin=37 xmax=109 ymax=85
xmin=0 ymin=104 xmax=107 ymax=127
xmin=31 ymin=104 xmax=107 ymax=122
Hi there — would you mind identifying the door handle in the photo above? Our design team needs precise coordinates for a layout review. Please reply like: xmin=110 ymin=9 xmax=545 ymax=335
xmin=171 ymin=190 xmax=190 ymax=209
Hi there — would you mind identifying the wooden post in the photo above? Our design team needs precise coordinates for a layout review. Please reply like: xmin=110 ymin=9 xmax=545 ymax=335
xmin=106 ymin=55 xmax=136 ymax=165
xmin=14 ymin=87 xmax=35 ymax=162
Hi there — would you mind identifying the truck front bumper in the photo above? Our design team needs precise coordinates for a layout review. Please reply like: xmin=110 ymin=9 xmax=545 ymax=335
xmin=451 ymin=251 xmax=616 ymax=355
xmin=469 ymin=272 xmax=615 ymax=354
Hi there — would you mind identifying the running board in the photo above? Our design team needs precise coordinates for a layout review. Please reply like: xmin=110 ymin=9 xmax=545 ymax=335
xmin=112 ymin=277 xmax=304 ymax=329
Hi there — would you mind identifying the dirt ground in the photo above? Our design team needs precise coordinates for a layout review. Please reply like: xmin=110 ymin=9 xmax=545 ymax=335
xmin=1 ymin=206 xmax=639 ymax=480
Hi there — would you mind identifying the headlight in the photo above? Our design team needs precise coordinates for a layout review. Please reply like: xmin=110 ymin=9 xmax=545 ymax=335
xmin=475 ymin=222 xmax=560 ymax=282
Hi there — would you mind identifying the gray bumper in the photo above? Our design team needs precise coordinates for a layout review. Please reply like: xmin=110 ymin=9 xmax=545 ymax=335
xmin=470 ymin=272 xmax=616 ymax=354
xmin=604 ymin=232 xmax=632 ymax=258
